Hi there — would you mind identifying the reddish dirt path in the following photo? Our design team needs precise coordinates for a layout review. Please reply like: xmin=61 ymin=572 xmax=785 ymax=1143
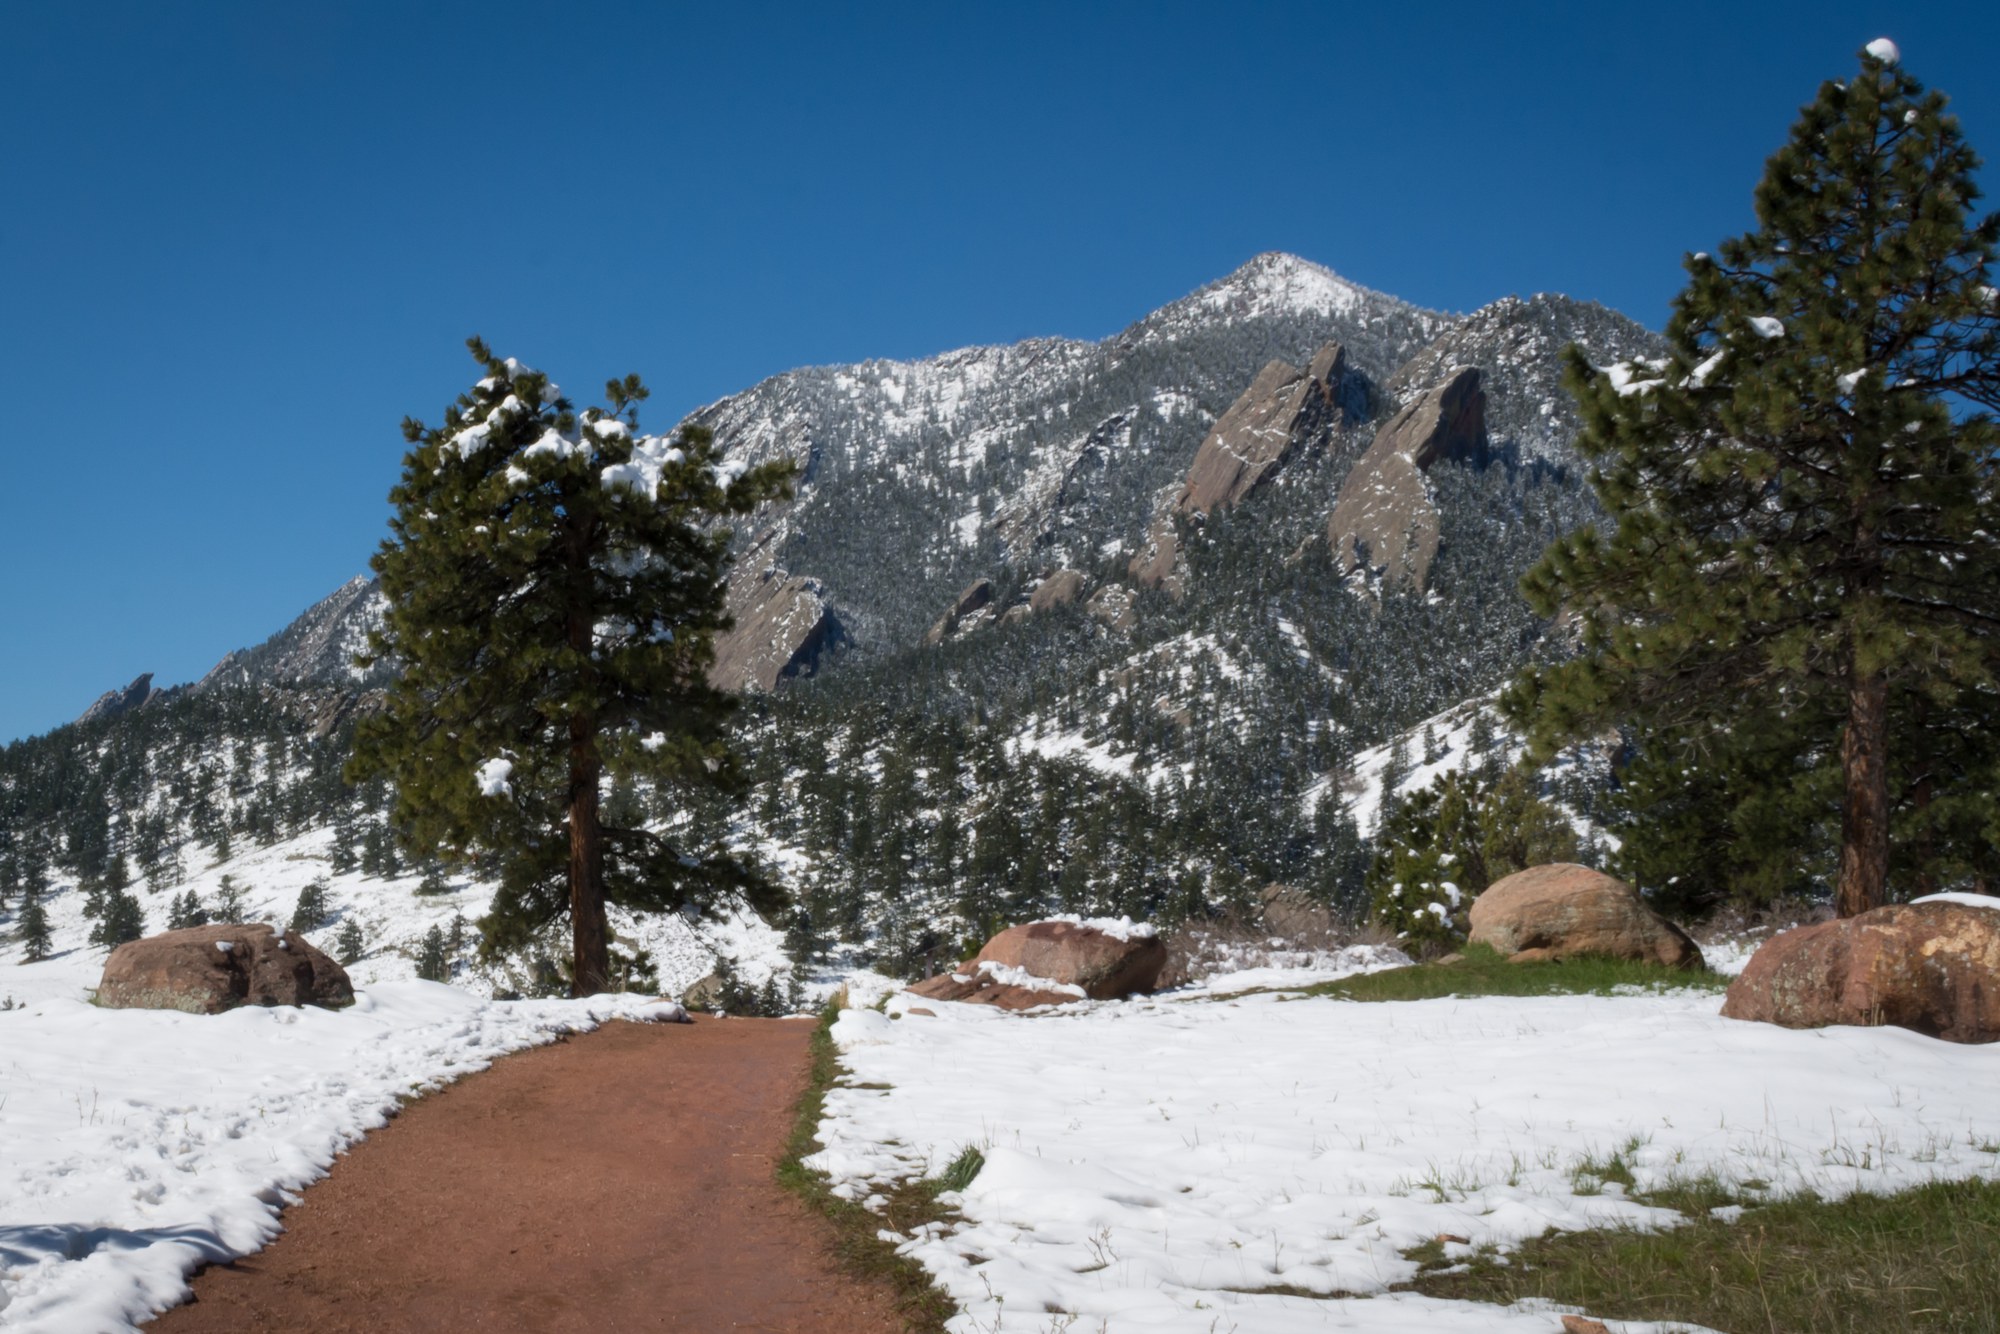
xmin=148 ymin=1017 xmax=908 ymax=1333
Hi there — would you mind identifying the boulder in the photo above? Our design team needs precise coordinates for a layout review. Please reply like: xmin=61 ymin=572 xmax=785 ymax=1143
xmin=1259 ymin=883 xmax=1334 ymax=939
xmin=974 ymin=920 xmax=1166 ymax=999
xmin=906 ymin=969 xmax=1081 ymax=1011
xmin=1469 ymin=864 xmax=1703 ymax=969
xmin=1327 ymin=366 xmax=1487 ymax=591
xmin=1721 ymin=899 xmax=2000 ymax=1043
xmin=97 ymin=923 xmax=355 ymax=1014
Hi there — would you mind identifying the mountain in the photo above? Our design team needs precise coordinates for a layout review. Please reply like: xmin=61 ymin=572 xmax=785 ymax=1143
xmin=4 ymin=253 xmax=1663 ymax=993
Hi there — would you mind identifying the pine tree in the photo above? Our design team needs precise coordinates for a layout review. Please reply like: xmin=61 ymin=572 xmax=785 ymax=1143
xmin=17 ymin=884 xmax=52 ymax=962
xmin=168 ymin=888 xmax=211 ymax=930
xmin=334 ymin=918 xmax=366 ymax=964
xmin=213 ymin=874 xmax=248 ymax=923
xmin=1506 ymin=42 xmax=2000 ymax=916
xmin=415 ymin=924 xmax=449 ymax=982
xmin=350 ymin=342 xmax=795 ymax=994
xmin=290 ymin=880 xmax=332 ymax=933
xmin=90 ymin=886 xmax=145 ymax=949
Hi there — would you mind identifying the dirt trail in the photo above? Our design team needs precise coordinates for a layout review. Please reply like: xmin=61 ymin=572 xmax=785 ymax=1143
xmin=148 ymin=1016 xmax=908 ymax=1333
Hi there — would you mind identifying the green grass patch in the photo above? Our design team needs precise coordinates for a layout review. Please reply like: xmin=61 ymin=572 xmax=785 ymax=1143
xmin=1293 ymin=943 xmax=1729 ymax=1003
xmin=1406 ymin=1177 xmax=2000 ymax=1332
xmin=775 ymin=1003 xmax=967 ymax=1333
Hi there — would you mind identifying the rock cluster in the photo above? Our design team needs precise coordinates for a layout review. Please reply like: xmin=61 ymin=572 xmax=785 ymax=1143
xmin=1133 ymin=342 xmax=1362 ymax=592
xmin=1469 ymin=864 xmax=1704 ymax=969
xmin=97 ymin=923 xmax=355 ymax=1014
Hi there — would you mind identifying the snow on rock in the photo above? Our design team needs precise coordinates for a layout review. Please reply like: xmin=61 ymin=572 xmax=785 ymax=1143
xmin=813 ymin=987 xmax=2000 ymax=1333
xmin=0 ymin=985 xmax=681 ymax=1332
xmin=1913 ymin=891 xmax=2000 ymax=912
xmin=1865 ymin=36 xmax=1900 ymax=64
xmin=1037 ymin=914 xmax=1157 ymax=942
xmin=474 ymin=757 xmax=514 ymax=798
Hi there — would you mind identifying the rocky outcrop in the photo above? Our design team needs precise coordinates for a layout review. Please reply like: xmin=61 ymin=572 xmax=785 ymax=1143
xmin=97 ymin=923 xmax=354 ymax=1014
xmin=1177 ymin=344 xmax=1363 ymax=518
xmin=199 ymin=574 xmax=388 ymax=691
xmin=1085 ymin=584 xmax=1136 ymax=631
xmin=974 ymin=920 xmax=1166 ymax=999
xmin=710 ymin=566 xmax=840 ymax=693
xmin=1028 ymin=569 xmax=1088 ymax=613
xmin=1327 ymin=366 xmax=1486 ymax=591
xmin=1721 ymin=899 xmax=2000 ymax=1043
xmin=925 ymin=579 xmax=996 ymax=645
xmin=1469 ymin=863 xmax=1704 ymax=969
xmin=1131 ymin=343 xmax=1364 ymax=593
xmin=77 ymin=673 xmax=163 ymax=726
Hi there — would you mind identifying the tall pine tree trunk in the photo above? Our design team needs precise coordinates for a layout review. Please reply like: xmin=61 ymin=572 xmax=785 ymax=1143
xmin=1837 ymin=668 xmax=1890 ymax=917
xmin=568 ymin=714 xmax=610 ymax=996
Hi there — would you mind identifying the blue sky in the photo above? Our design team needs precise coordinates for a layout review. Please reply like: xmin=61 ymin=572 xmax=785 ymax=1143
xmin=2 ymin=1 xmax=1994 ymax=743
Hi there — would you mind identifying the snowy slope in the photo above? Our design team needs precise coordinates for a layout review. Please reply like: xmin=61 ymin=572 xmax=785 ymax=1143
xmin=0 ymin=823 xmax=794 ymax=1009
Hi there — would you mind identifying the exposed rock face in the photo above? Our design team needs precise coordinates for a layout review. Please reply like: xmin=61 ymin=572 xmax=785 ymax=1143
xmin=1469 ymin=864 xmax=1704 ymax=969
xmin=1028 ymin=569 xmax=1088 ymax=613
xmin=1131 ymin=343 xmax=1364 ymax=593
xmin=1721 ymin=900 xmax=2000 ymax=1043
xmin=975 ymin=920 xmax=1166 ymax=999
xmin=1127 ymin=520 xmax=1183 ymax=594
xmin=925 ymin=579 xmax=996 ymax=645
xmin=1327 ymin=367 xmax=1487 ymax=591
xmin=1177 ymin=344 xmax=1363 ymax=518
xmin=97 ymin=923 xmax=355 ymax=1014
xmin=1085 ymin=584 xmax=1137 ymax=631
xmin=77 ymin=673 xmax=162 ymax=726
xmin=709 ymin=565 xmax=840 ymax=693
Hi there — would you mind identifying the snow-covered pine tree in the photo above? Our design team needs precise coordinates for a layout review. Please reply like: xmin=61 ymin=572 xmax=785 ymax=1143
xmin=1507 ymin=41 xmax=2000 ymax=915
xmin=350 ymin=341 xmax=796 ymax=994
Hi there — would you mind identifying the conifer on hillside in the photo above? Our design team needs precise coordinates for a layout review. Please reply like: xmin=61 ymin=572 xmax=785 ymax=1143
xmin=350 ymin=341 xmax=795 ymax=994
xmin=1506 ymin=42 xmax=2000 ymax=915
xmin=17 ymin=884 xmax=52 ymax=962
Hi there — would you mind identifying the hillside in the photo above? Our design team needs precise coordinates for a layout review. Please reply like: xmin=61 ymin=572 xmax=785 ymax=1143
xmin=0 ymin=253 xmax=1663 ymax=996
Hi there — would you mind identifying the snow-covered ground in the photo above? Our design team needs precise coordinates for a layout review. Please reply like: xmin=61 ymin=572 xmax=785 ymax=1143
xmin=810 ymin=977 xmax=2000 ymax=1334
xmin=0 ymin=823 xmax=795 ymax=1010
xmin=0 ymin=984 xmax=683 ymax=1333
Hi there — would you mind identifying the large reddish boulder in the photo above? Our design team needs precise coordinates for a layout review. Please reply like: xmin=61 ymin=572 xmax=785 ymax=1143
xmin=973 ymin=919 xmax=1166 ymax=999
xmin=1470 ymin=864 xmax=1704 ymax=969
xmin=907 ymin=968 xmax=1081 ymax=1011
xmin=1721 ymin=900 xmax=2000 ymax=1043
xmin=97 ymin=923 xmax=355 ymax=1014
